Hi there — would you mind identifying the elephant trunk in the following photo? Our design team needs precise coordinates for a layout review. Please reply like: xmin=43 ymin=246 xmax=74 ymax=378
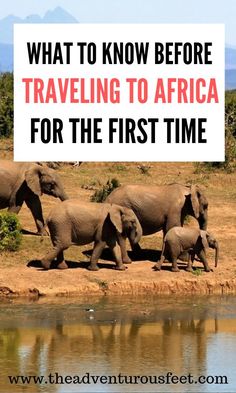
xmin=53 ymin=177 xmax=69 ymax=201
xmin=131 ymin=220 xmax=142 ymax=244
xmin=59 ymin=190 xmax=69 ymax=201
xmin=214 ymin=242 xmax=219 ymax=268
xmin=198 ymin=213 xmax=208 ymax=230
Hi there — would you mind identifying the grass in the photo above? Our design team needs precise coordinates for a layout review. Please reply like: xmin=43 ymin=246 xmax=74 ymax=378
xmin=191 ymin=268 xmax=203 ymax=276
xmin=88 ymin=277 xmax=109 ymax=292
xmin=108 ymin=164 xmax=128 ymax=173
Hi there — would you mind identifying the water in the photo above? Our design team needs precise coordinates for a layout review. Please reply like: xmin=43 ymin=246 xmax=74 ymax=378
xmin=0 ymin=296 xmax=235 ymax=393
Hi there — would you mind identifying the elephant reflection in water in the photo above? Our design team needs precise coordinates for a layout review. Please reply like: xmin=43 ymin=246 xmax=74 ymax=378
xmin=161 ymin=314 xmax=208 ymax=373
xmin=0 ymin=328 xmax=57 ymax=393
xmin=0 ymin=312 xmax=218 ymax=384
xmin=0 ymin=329 xmax=21 ymax=379
xmin=41 ymin=314 xmax=211 ymax=377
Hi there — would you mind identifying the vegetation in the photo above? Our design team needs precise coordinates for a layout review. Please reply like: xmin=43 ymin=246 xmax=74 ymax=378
xmin=194 ymin=90 xmax=236 ymax=172
xmin=225 ymin=90 xmax=236 ymax=169
xmin=0 ymin=212 xmax=22 ymax=252
xmin=90 ymin=178 xmax=120 ymax=202
xmin=191 ymin=268 xmax=203 ymax=276
xmin=137 ymin=164 xmax=152 ymax=175
xmin=0 ymin=73 xmax=13 ymax=138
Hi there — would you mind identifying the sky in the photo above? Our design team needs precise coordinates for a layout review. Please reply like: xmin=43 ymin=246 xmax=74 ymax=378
xmin=0 ymin=0 xmax=236 ymax=46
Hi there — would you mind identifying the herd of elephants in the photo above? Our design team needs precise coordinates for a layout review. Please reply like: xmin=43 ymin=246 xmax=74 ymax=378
xmin=0 ymin=160 xmax=219 ymax=273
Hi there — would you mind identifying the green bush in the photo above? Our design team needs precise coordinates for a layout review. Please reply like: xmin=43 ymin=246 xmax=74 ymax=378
xmin=137 ymin=164 xmax=151 ymax=175
xmin=194 ymin=91 xmax=236 ymax=173
xmin=0 ymin=212 xmax=22 ymax=251
xmin=0 ymin=73 xmax=13 ymax=138
xmin=90 ymin=178 xmax=120 ymax=202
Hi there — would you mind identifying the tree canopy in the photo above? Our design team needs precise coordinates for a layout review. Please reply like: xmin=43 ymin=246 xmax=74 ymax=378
xmin=0 ymin=72 xmax=13 ymax=138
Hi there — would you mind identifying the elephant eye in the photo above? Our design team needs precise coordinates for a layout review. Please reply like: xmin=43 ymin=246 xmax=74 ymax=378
xmin=49 ymin=182 xmax=55 ymax=189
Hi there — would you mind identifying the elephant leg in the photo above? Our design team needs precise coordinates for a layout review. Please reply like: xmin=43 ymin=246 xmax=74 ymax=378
xmin=56 ymin=250 xmax=68 ymax=269
xmin=179 ymin=251 xmax=190 ymax=262
xmin=161 ymin=232 xmax=169 ymax=263
xmin=8 ymin=191 xmax=24 ymax=214
xmin=111 ymin=242 xmax=126 ymax=271
xmin=198 ymin=250 xmax=211 ymax=272
xmin=88 ymin=241 xmax=106 ymax=271
xmin=8 ymin=205 xmax=22 ymax=214
xmin=41 ymin=246 xmax=62 ymax=270
xmin=24 ymin=194 xmax=46 ymax=235
xmin=155 ymin=240 xmax=171 ymax=270
xmin=171 ymin=258 xmax=180 ymax=272
xmin=186 ymin=251 xmax=195 ymax=272
xmin=154 ymin=254 xmax=165 ymax=271
xmin=117 ymin=234 xmax=132 ymax=264
xmin=130 ymin=239 xmax=142 ymax=255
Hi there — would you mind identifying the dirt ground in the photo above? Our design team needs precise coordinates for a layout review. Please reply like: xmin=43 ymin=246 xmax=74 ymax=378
xmin=0 ymin=142 xmax=236 ymax=297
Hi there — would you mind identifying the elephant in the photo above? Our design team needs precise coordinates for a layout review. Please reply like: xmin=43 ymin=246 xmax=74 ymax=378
xmin=154 ymin=227 xmax=219 ymax=272
xmin=0 ymin=161 xmax=68 ymax=234
xmin=40 ymin=200 xmax=142 ymax=271
xmin=105 ymin=183 xmax=208 ymax=258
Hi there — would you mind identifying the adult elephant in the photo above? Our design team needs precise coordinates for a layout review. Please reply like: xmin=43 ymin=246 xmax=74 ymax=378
xmin=0 ymin=161 xmax=68 ymax=234
xmin=105 ymin=183 xmax=208 ymax=257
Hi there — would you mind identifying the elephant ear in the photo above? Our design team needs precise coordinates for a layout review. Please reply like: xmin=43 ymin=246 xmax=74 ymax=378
xmin=25 ymin=166 xmax=42 ymax=196
xmin=190 ymin=185 xmax=200 ymax=219
xmin=109 ymin=206 xmax=123 ymax=234
xmin=200 ymin=230 xmax=208 ymax=250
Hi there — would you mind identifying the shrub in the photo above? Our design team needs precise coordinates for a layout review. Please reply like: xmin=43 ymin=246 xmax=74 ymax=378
xmin=0 ymin=212 xmax=22 ymax=251
xmin=193 ymin=91 xmax=236 ymax=173
xmin=137 ymin=164 xmax=152 ymax=175
xmin=90 ymin=178 xmax=120 ymax=202
xmin=0 ymin=72 xmax=13 ymax=138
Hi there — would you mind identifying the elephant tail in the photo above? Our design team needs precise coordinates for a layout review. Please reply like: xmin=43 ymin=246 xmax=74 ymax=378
xmin=160 ymin=238 xmax=166 ymax=262
xmin=40 ymin=223 xmax=49 ymax=241
xmin=215 ymin=241 xmax=219 ymax=267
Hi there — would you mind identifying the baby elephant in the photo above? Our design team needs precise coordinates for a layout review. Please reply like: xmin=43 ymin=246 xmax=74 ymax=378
xmin=154 ymin=227 xmax=219 ymax=273
xmin=41 ymin=200 xmax=142 ymax=271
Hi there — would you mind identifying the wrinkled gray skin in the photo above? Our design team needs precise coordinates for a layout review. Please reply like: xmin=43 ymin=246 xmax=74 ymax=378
xmin=106 ymin=183 xmax=208 ymax=259
xmin=154 ymin=227 xmax=219 ymax=272
xmin=41 ymin=200 xmax=142 ymax=271
xmin=0 ymin=161 xmax=68 ymax=234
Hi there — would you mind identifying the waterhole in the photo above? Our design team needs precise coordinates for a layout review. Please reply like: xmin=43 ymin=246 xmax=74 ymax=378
xmin=0 ymin=296 xmax=235 ymax=392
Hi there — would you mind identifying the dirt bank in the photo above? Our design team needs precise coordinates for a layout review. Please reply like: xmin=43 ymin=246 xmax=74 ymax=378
xmin=0 ymin=257 xmax=236 ymax=298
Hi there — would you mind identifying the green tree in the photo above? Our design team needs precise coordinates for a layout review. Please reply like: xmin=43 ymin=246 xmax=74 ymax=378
xmin=194 ymin=91 xmax=236 ymax=172
xmin=0 ymin=72 xmax=13 ymax=138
